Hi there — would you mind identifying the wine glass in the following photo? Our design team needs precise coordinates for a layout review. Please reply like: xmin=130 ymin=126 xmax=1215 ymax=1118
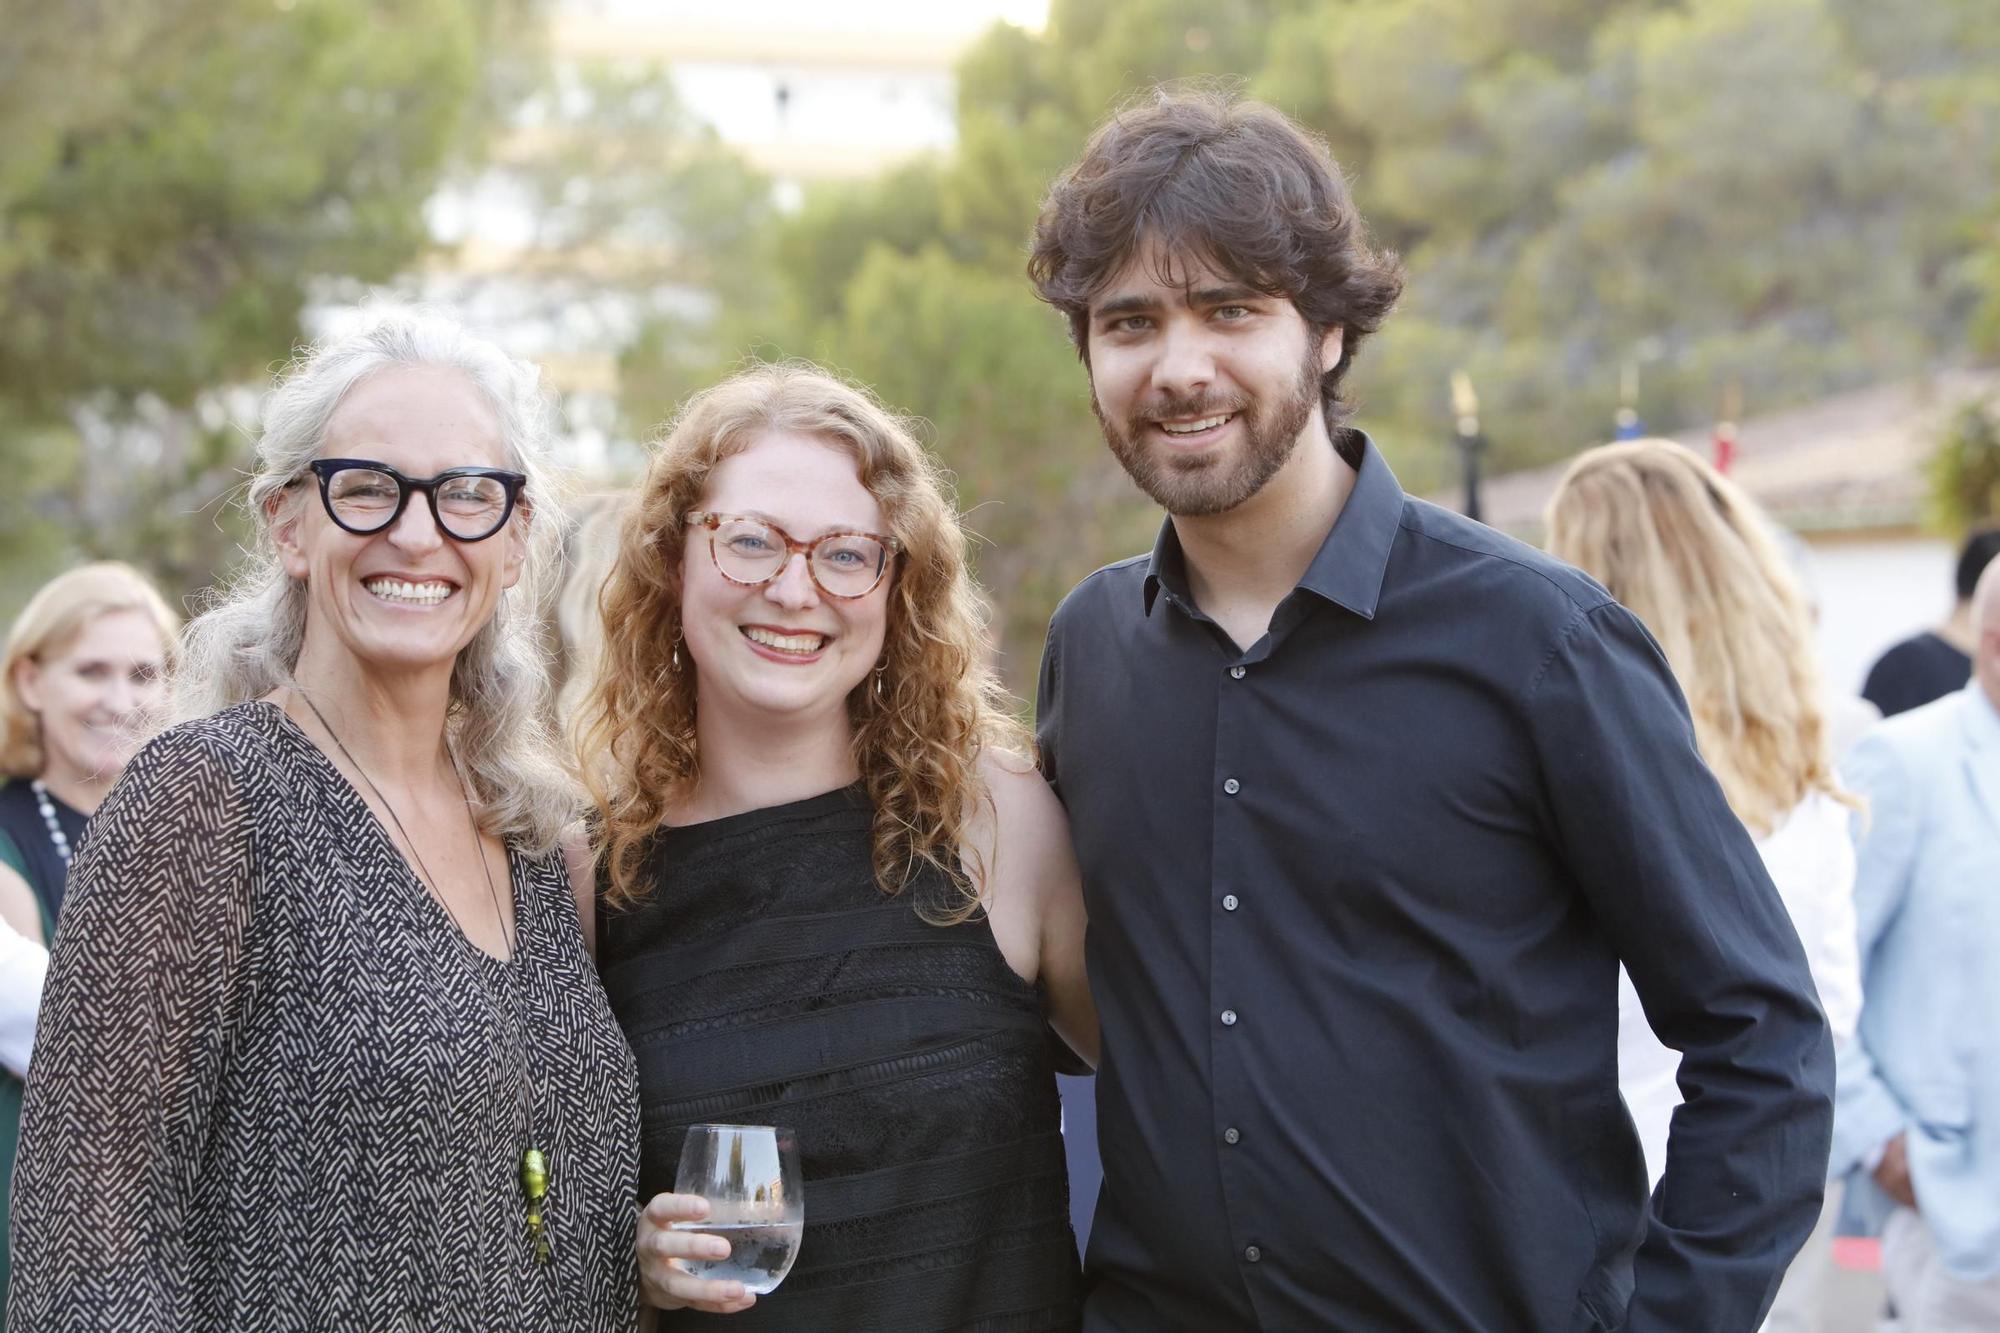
xmin=672 ymin=1123 xmax=805 ymax=1294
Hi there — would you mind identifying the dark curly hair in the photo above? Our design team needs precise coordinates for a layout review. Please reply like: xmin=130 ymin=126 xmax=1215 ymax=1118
xmin=1028 ymin=88 xmax=1405 ymax=436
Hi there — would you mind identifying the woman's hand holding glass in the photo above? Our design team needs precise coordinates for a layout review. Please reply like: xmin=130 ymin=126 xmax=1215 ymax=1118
xmin=639 ymin=1124 xmax=803 ymax=1314
xmin=637 ymin=1193 xmax=759 ymax=1315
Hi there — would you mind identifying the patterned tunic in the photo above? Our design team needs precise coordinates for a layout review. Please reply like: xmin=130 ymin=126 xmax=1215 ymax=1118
xmin=599 ymin=785 xmax=1083 ymax=1332
xmin=10 ymin=701 xmax=641 ymax=1330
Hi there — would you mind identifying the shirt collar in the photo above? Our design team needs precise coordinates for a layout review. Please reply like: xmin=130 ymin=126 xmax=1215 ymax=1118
xmin=1141 ymin=515 xmax=1191 ymax=617
xmin=1142 ymin=431 xmax=1405 ymax=621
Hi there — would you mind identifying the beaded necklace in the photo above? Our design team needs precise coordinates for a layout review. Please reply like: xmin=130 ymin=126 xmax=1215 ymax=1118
xmin=296 ymin=693 xmax=553 ymax=1265
xmin=29 ymin=779 xmax=73 ymax=865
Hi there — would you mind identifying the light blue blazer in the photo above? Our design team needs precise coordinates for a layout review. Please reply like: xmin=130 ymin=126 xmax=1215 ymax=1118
xmin=1834 ymin=682 xmax=2000 ymax=1280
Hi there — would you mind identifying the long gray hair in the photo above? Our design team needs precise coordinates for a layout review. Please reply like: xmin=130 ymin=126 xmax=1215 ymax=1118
xmin=175 ymin=308 xmax=576 ymax=854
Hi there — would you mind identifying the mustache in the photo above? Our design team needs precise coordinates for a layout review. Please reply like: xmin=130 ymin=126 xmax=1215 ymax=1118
xmin=1131 ymin=392 xmax=1250 ymax=426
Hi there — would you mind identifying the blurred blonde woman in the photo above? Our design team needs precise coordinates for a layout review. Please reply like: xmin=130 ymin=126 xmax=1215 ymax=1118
xmin=1545 ymin=437 xmax=1859 ymax=1332
xmin=581 ymin=364 xmax=1093 ymax=1328
xmin=0 ymin=561 xmax=178 ymax=1315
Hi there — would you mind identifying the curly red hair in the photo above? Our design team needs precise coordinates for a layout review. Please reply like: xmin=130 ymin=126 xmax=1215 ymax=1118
xmin=580 ymin=363 xmax=1025 ymax=916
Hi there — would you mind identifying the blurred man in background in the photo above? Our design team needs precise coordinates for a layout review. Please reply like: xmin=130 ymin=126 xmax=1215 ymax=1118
xmin=1836 ymin=558 xmax=2000 ymax=1331
xmin=1861 ymin=524 xmax=2000 ymax=717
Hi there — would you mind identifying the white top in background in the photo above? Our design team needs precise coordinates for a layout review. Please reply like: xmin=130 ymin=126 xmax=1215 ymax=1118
xmin=1618 ymin=789 xmax=1860 ymax=1186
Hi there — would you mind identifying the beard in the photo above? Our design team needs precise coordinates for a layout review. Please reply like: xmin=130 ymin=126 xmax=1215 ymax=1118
xmin=1092 ymin=342 xmax=1324 ymax=518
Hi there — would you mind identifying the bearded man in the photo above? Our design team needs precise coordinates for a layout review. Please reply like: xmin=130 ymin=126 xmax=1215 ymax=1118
xmin=1027 ymin=89 xmax=1834 ymax=1333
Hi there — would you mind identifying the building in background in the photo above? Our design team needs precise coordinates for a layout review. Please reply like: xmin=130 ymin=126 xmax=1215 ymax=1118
xmin=324 ymin=0 xmax=1045 ymax=473
xmin=550 ymin=3 xmax=976 ymax=192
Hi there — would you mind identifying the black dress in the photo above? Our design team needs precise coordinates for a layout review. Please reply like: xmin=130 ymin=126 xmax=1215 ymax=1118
xmin=599 ymin=785 xmax=1083 ymax=1332
xmin=0 ymin=778 xmax=82 ymax=1322
xmin=0 ymin=778 xmax=85 ymax=921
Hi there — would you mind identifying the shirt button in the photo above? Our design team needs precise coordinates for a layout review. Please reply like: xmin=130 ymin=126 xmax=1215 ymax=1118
xmin=1222 ymin=777 xmax=1241 ymax=795
xmin=1244 ymin=1245 xmax=1262 ymax=1263
xmin=1221 ymin=893 xmax=1239 ymax=912
xmin=1224 ymin=1127 xmax=1241 ymax=1145
xmin=1229 ymin=665 xmax=1247 ymax=679
xmin=1220 ymin=1009 xmax=1238 ymax=1026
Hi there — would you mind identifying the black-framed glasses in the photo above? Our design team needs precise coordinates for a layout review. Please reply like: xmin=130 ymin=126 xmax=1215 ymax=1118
xmin=686 ymin=511 xmax=900 ymax=600
xmin=303 ymin=458 xmax=528 ymax=542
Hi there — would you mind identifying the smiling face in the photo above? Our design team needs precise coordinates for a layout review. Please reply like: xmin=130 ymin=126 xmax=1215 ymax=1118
xmin=1085 ymin=246 xmax=1342 ymax=517
xmin=679 ymin=430 xmax=892 ymax=729
xmin=275 ymin=364 xmax=526 ymax=681
xmin=14 ymin=608 xmax=170 ymax=786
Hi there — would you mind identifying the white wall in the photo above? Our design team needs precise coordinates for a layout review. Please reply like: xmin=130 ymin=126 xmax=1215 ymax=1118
xmin=672 ymin=62 xmax=956 ymax=155
xmin=1798 ymin=535 xmax=1957 ymax=696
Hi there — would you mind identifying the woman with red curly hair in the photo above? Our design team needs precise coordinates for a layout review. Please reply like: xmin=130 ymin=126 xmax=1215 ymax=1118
xmin=579 ymin=364 xmax=1095 ymax=1330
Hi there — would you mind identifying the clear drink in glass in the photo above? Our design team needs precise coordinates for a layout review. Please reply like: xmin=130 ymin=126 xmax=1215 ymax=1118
xmin=672 ymin=1123 xmax=804 ymax=1293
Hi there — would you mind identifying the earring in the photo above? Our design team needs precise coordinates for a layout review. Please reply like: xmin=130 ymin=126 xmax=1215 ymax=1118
xmin=670 ymin=633 xmax=683 ymax=674
xmin=873 ymin=659 xmax=887 ymax=700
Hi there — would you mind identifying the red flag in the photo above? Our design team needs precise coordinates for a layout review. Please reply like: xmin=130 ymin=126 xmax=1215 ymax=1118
xmin=1713 ymin=421 xmax=1737 ymax=474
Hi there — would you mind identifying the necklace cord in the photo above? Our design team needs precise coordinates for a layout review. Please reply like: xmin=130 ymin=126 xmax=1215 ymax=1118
xmin=290 ymin=689 xmax=551 ymax=1264
xmin=294 ymin=691 xmax=513 ymax=958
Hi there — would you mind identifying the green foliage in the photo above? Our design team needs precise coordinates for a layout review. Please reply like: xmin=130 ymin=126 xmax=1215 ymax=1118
xmin=0 ymin=0 xmax=529 ymax=608
xmin=606 ymin=0 xmax=2000 ymax=688
xmin=1929 ymin=397 xmax=2000 ymax=533
xmin=828 ymin=246 xmax=1147 ymax=669
xmin=13 ymin=0 xmax=2000 ymax=686
xmin=506 ymin=63 xmax=777 ymax=305
xmin=773 ymin=160 xmax=951 ymax=327
xmin=1289 ymin=0 xmax=2000 ymax=467
xmin=615 ymin=300 xmax=809 ymax=453
xmin=483 ymin=65 xmax=812 ymax=468
xmin=1 ymin=0 xmax=489 ymax=416
xmin=0 ymin=407 xmax=87 ymax=615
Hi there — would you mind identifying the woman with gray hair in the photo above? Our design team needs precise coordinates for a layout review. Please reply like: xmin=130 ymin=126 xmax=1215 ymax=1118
xmin=9 ymin=310 xmax=640 ymax=1330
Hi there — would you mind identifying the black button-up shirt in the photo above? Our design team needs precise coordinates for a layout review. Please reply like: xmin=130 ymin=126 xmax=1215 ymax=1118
xmin=1036 ymin=436 xmax=1833 ymax=1333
